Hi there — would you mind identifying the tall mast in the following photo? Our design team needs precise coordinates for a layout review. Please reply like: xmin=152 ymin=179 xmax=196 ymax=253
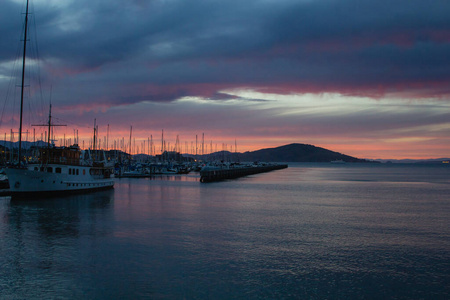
xmin=18 ymin=0 xmax=30 ymax=165
xmin=106 ymin=124 xmax=110 ymax=151
xmin=93 ymin=119 xmax=96 ymax=152
xmin=48 ymin=104 xmax=52 ymax=147
xmin=129 ymin=125 xmax=132 ymax=156
xmin=161 ymin=129 xmax=164 ymax=154
xmin=32 ymin=104 xmax=66 ymax=164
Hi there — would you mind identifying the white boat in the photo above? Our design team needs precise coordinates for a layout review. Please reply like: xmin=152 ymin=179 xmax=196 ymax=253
xmin=5 ymin=0 xmax=114 ymax=198
xmin=6 ymin=145 xmax=114 ymax=197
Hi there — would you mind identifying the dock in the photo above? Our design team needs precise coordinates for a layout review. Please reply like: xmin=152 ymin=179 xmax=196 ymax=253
xmin=199 ymin=164 xmax=288 ymax=183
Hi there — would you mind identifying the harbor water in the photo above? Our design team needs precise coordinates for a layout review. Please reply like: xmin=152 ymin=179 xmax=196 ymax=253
xmin=1 ymin=163 xmax=449 ymax=299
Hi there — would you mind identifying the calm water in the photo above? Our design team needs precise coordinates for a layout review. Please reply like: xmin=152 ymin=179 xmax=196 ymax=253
xmin=1 ymin=163 xmax=449 ymax=299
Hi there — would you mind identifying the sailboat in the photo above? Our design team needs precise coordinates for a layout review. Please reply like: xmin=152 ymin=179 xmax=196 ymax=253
xmin=5 ymin=0 xmax=114 ymax=198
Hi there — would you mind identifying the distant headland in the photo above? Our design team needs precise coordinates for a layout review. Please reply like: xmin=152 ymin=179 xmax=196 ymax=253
xmin=189 ymin=143 xmax=449 ymax=163
xmin=189 ymin=143 xmax=374 ymax=163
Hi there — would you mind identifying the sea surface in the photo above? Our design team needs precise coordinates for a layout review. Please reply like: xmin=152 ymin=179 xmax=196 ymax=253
xmin=1 ymin=163 xmax=449 ymax=299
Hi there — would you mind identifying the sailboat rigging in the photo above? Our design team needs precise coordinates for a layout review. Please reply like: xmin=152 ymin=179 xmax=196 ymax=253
xmin=5 ymin=0 xmax=115 ymax=198
xmin=17 ymin=0 xmax=30 ymax=166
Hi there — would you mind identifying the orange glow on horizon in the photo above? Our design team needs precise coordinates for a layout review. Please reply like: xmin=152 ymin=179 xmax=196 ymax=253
xmin=5 ymin=124 xmax=449 ymax=160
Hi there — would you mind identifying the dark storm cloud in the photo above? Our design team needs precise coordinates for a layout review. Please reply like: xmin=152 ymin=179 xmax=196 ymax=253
xmin=2 ymin=0 xmax=450 ymax=105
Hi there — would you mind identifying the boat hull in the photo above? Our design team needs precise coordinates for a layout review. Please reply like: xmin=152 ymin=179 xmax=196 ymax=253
xmin=5 ymin=164 xmax=114 ymax=198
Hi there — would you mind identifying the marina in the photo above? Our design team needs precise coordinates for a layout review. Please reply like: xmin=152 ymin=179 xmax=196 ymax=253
xmin=0 ymin=161 xmax=289 ymax=196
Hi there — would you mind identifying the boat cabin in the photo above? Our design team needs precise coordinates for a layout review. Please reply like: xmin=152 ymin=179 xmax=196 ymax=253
xmin=39 ymin=145 xmax=81 ymax=165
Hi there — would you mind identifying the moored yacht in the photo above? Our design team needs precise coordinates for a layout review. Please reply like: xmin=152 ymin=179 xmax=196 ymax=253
xmin=6 ymin=145 xmax=114 ymax=197
xmin=5 ymin=0 xmax=114 ymax=198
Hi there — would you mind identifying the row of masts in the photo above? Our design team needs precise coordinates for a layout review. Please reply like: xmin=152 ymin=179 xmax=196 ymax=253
xmin=3 ymin=127 xmax=238 ymax=157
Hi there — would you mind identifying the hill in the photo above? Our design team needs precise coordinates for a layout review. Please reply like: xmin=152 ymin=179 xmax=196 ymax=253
xmin=236 ymin=143 xmax=371 ymax=163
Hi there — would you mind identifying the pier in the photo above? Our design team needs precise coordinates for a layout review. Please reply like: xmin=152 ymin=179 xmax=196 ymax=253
xmin=200 ymin=164 xmax=288 ymax=183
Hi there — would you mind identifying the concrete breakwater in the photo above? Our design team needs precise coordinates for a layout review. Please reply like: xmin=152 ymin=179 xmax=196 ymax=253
xmin=200 ymin=164 xmax=288 ymax=183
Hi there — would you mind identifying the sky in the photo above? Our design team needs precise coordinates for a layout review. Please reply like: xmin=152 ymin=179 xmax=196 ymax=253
xmin=1 ymin=0 xmax=449 ymax=159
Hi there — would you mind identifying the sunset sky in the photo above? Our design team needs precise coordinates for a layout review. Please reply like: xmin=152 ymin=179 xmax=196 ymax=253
xmin=1 ymin=0 xmax=449 ymax=159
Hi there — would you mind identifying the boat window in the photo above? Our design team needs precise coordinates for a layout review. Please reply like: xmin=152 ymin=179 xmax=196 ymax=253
xmin=76 ymin=169 xmax=79 ymax=175
xmin=55 ymin=167 xmax=62 ymax=173
xmin=69 ymin=169 xmax=72 ymax=175
xmin=47 ymin=167 xmax=53 ymax=173
xmin=83 ymin=169 xmax=86 ymax=175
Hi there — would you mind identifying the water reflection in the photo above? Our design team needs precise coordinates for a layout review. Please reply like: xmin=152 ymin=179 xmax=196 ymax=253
xmin=7 ymin=189 xmax=114 ymax=235
xmin=0 ymin=165 xmax=448 ymax=299
xmin=0 ymin=190 xmax=115 ymax=299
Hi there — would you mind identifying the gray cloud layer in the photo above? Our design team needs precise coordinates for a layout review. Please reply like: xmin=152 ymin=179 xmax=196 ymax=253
xmin=2 ymin=0 xmax=450 ymax=107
